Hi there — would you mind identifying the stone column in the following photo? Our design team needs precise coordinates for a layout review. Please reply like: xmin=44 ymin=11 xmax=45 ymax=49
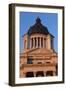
xmin=34 ymin=72 xmax=36 ymax=77
xmin=53 ymin=71 xmax=56 ymax=76
xmin=46 ymin=35 xmax=51 ymax=50
xmin=44 ymin=71 xmax=46 ymax=77
xmin=23 ymin=72 xmax=26 ymax=77
xmin=36 ymin=37 xmax=38 ymax=48
xmin=20 ymin=71 xmax=26 ymax=78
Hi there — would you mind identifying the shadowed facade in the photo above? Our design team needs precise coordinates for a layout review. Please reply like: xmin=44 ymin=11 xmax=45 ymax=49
xmin=20 ymin=17 xmax=58 ymax=78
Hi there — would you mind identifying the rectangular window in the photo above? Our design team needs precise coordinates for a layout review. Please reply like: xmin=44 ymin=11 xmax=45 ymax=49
xmin=27 ymin=58 xmax=33 ymax=64
xmin=51 ymin=38 xmax=53 ymax=49
xmin=38 ymin=37 xmax=40 ymax=47
xmin=41 ymin=38 xmax=43 ymax=47
xmin=44 ymin=38 xmax=46 ymax=48
xmin=32 ymin=38 xmax=33 ymax=48
xmin=35 ymin=38 xmax=36 ymax=47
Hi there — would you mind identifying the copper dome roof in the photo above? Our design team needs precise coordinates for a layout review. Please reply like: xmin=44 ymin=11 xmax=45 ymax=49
xmin=27 ymin=17 xmax=49 ymax=36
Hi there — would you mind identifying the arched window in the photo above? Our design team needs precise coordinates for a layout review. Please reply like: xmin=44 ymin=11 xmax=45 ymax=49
xmin=36 ymin=71 xmax=44 ymax=77
xmin=46 ymin=71 xmax=53 ymax=76
xmin=26 ymin=72 xmax=34 ymax=77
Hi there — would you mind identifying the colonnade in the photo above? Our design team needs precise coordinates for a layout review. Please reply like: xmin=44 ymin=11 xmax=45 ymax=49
xmin=30 ymin=37 xmax=46 ymax=48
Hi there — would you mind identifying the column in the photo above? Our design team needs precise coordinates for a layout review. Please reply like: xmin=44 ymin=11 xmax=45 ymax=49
xmin=36 ymin=37 xmax=38 ymax=48
xmin=53 ymin=71 xmax=56 ymax=76
xmin=24 ymin=40 xmax=26 ymax=49
xmin=46 ymin=35 xmax=51 ymax=49
xmin=23 ymin=72 xmax=26 ymax=77
xmin=44 ymin=71 xmax=46 ymax=77
xmin=20 ymin=71 xmax=26 ymax=78
xmin=34 ymin=72 xmax=36 ymax=77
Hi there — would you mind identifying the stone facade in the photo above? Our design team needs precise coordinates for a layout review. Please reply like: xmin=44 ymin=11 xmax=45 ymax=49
xmin=20 ymin=17 xmax=58 ymax=78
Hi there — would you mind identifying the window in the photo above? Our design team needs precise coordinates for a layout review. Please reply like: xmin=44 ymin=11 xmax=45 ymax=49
xmin=35 ymin=37 xmax=36 ymax=47
xmin=44 ymin=38 xmax=46 ymax=48
xmin=56 ymin=64 xmax=58 ymax=75
xmin=31 ymin=38 xmax=33 ymax=48
xmin=36 ymin=71 xmax=44 ymax=77
xmin=46 ymin=62 xmax=50 ymax=63
xmin=26 ymin=72 xmax=34 ymax=77
xmin=41 ymin=38 xmax=43 ymax=47
xmin=51 ymin=38 xmax=53 ymax=49
xmin=27 ymin=58 xmax=33 ymax=64
xmin=38 ymin=62 xmax=42 ymax=64
xmin=38 ymin=37 xmax=40 ymax=47
xmin=46 ymin=71 xmax=53 ymax=76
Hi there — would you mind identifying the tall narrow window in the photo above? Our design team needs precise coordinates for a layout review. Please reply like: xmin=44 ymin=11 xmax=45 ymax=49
xmin=44 ymin=38 xmax=46 ymax=48
xmin=28 ymin=36 xmax=30 ymax=48
xmin=35 ymin=37 xmax=36 ymax=47
xmin=41 ymin=38 xmax=43 ymax=47
xmin=38 ymin=37 xmax=40 ymax=48
xmin=51 ymin=38 xmax=53 ymax=49
xmin=32 ymin=38 xmax=33 ymax=48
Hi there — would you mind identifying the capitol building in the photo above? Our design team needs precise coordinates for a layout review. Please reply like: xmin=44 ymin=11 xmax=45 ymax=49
xmin=20 ymin=17 xmax=58 ymax=78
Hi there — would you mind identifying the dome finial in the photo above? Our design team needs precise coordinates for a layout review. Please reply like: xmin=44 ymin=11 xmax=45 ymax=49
xmin=36 ymin=17 xmax=41 ymax=23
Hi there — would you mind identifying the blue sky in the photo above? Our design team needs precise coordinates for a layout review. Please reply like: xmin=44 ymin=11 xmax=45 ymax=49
xmin=20 ymin=12 xmax=58 ymax=52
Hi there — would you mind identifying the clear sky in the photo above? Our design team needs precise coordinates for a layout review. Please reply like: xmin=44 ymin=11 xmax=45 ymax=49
xmin=20 ymin=12 xmax=58 ymax=52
